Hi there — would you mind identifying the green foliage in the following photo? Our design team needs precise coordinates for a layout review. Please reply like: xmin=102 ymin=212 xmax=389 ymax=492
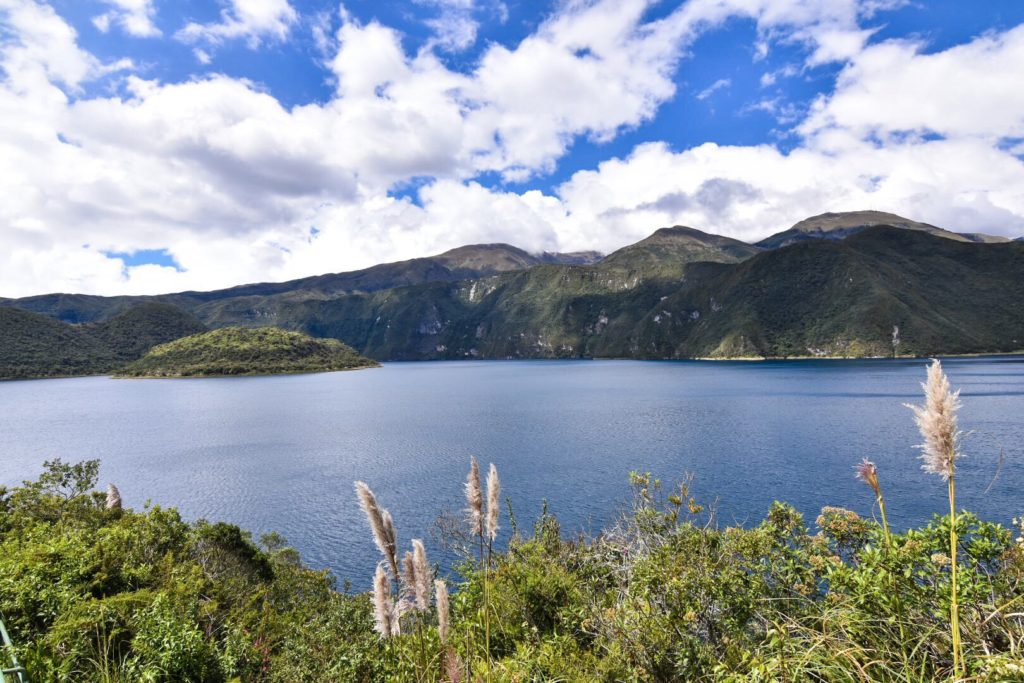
xmin=0 ymin=460 xmax=385 ymax=682
xmin=115 ymin=326 xmax=378 ymax=378
xmin=2 ymin=460 xmax=1024 ymax=681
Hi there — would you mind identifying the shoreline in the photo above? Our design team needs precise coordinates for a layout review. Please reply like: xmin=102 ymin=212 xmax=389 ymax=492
xmin=5 ymin=350 xmax=1022 ymax=381
xmin=111 ymin=363 xmax=380 ymax=380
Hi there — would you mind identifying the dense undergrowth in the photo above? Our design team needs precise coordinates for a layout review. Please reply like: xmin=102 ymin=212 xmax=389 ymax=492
xmin=1 ymin=360 xmax=1023 ymax=681
xmin=1 ymin=461 xmax=1022 ymax=682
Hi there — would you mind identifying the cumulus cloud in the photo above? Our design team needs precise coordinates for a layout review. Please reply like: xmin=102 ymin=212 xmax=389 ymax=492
xmin=176 ymin=0 xmax=298 ymax=48
xmin=93 ymin=0 xmax=160 ymax=38
xmin=801 ymin=25 xmax=1024 ymax=142
xmin=0 ymin=0 xmax=1023 ymax=298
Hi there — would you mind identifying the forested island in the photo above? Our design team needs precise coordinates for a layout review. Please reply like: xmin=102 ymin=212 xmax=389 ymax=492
xmin=115 ymin=327 xmax=378 ymax=378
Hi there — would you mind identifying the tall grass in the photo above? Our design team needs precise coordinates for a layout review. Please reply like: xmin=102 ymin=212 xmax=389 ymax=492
xmin=906 ymin=359 xmax=965 ymax=678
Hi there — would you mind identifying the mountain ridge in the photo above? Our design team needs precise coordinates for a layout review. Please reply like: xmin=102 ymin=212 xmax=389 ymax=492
xmin=2 ymin=212 xmax=1022 ymax=378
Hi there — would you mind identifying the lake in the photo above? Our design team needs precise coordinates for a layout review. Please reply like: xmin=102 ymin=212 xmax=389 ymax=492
xmin=1 ymin=357 xmax=1022 ymax=586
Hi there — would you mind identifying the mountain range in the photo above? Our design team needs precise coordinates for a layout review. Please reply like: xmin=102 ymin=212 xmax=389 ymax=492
xmin=2 ymin=211 xmax=1022 ymax=378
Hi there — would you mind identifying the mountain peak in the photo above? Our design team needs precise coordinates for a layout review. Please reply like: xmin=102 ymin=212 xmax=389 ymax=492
xmin=758 ymin=210 xmax=1012 ymax=249
xmin=601 ymin=224 xmax=762 ymax=274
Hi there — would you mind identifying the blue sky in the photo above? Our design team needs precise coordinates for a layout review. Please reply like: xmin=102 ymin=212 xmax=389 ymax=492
xmin=2 ymin=0 xmax=1024 ymax=295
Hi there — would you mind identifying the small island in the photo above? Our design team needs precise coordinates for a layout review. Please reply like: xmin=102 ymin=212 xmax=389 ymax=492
xmin=115 ymin=326 xmax=379 ymax=378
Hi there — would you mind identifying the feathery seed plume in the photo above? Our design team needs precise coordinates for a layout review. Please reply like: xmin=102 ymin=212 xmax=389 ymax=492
xmin=390 ymin=601 xmax=403 ymax=636
xmin=106 ymin=483 xmax=122 ymax=511
xmin=854 ymin=459 xmax=880 ymax=498
xmin=355 ymin=481 xmax=399 ymax=579
xmin=372 ymin=563 xmax=393 ymax=638
xmin=465 ymin=457 xmax=483 ymax=536
xmin=435 ymin=579 xmax=450 ymax=643
xmin=486 ymin=463 xmax=501 ymax=542
xmin=905 ymin=359 xmax=963 ymax=480
xmin=403 ymin=551 xmax=416 ymax=591
xmin=412 ymin=539 xmax=431 ymax=611
xmin=382 ymin=510 xmax=399 ymax=576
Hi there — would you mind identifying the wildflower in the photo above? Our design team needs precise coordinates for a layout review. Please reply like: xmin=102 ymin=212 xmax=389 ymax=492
xmin=854 ymin=459 xmax=880 ymax=498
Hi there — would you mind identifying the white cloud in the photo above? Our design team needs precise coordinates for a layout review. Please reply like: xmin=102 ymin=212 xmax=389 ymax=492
xmin=176 ymin=0 xmax=298 ymax=48
xmin=759 ymin=63 xmax=797 ymax=87
xmin=696 ymin=77 xmax=730 ymax=100
xmin=417 ymin=0 xmax=479 ymax=52
xmin=1 ymin=0 xmax=1023 ymax=298
xmin=0 ymin=0 xmax=104 ymax=90
xmin=801 ymin=25 xmax=1024 ymax=142
xmin=93 ymin=0 xmax=161 ymax=38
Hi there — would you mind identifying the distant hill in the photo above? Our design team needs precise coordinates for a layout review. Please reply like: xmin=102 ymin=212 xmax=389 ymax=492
xmin=757 ymin=211 xmax=1013 ymax=249
xmin=116 ymin=327 xmax=378 ymax=378
xmin=0 ymin=303 xmax=206 ymax=380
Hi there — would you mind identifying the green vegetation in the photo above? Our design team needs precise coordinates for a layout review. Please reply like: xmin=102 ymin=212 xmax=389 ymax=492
xmin=2 ymin=362 xmax=1023 ymax=681
xmin=3 ymin=462 xmax=1023 ymax=681
xmin=0 ymin=303 xmax=206 ymax=380
xmin=115 ymin=327 xmax=378 ymax=378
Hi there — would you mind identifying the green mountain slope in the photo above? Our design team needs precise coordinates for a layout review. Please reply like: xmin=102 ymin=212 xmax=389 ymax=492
xmin=90 ymin=302 xmax=208 ymax=361
xmin=116 ymin=327 xmax=378 ymax=377
xmin=0 ymin=303 xmax=207 ymax=379
xmin=634 ymin=226 xmax=1024 ymax=358
xmin=0 ymin=307 xmax=116 ymax=379
xmin=258 ymin=227 xmax=1023 ymax=361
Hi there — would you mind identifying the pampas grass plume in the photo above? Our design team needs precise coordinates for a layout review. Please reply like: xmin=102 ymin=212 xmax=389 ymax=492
xmin=486 ymin=463 xmax=500 ymax=542
xmin=412 ymin=539 xmax=431 ymax=610
xmin=435 ymin=579 xmax=450 ymax=643
xmin=403 ymin=551 xmax=416 ymax=591
xmin=355 ymin=481 xmax=399 ymax=579
xmin=465 ymin=457 xmax=483 ymax=536
xmin=372 ymin=563 xmax=393 ymax=638
xmin=905 ymin=359 xmax=962 ymax=480
xmin=106 ymin=483 xmax=122 ymax=511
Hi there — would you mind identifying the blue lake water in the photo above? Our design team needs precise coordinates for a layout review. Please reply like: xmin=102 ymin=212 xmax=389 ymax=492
xmin=1 ymin=357 xmax=1022 ymax=587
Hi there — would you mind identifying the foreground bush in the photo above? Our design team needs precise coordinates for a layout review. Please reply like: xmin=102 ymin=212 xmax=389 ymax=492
xmin=2 ymin=460 xmax=1023 ymax=682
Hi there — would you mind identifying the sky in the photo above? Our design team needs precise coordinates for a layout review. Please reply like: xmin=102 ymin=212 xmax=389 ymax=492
xmin=1 ymin=0 xmax=1024 ymax=297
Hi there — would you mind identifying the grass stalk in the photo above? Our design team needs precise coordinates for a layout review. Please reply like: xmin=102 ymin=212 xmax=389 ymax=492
xmin=948 ymin=476 xmax=962 ymax=680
